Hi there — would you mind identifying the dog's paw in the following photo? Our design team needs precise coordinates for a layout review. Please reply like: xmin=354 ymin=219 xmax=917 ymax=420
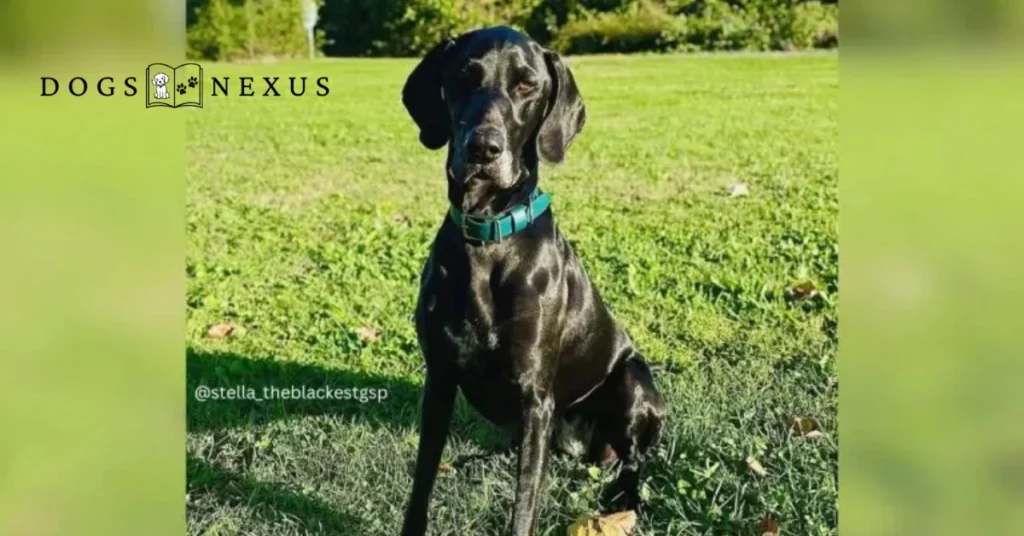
xmin=188 ymin=76 xmax=198 ymax=88
xmin=176 ymin=83 xmax=187 ymax=95
xmin=602 ymin=485 xmax=642 ymax=514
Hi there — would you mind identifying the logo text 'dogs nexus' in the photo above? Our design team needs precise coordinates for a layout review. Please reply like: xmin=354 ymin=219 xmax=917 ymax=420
xmin=39 ymin=64 xmax=330 ymax=103
xmin=40 ymin=76 xmax=330 ymax=97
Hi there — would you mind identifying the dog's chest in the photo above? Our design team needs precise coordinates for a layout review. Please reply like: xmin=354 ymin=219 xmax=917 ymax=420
xmin=439 ymin=312 xmax=522 ymax=426
xmin=429 ymin=252 xmax=508 ymax=367
xmin=443 ymin=318 xmax=500 ymax=367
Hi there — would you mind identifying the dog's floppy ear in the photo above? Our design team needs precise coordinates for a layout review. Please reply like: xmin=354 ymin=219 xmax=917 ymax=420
xmin=538 ymin=51 xmax=586 ymax=164
xmin=402 ymin=39 xmax=456 ymax=150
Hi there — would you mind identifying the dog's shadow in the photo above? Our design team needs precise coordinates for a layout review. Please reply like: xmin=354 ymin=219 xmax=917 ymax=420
xmin=187 ymin=347 xmax=510 ymax=531
xmin=187 ymin=347 xmax=427 ymax=433
xmin=188 ymin=454 xmax=372 ymax=535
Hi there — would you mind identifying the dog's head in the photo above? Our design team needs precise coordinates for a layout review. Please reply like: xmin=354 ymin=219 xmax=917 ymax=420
xmin=402 ymin=27 xmax=585 ymax=196
xmin=152 ymin=73 xmax=169 ymax=87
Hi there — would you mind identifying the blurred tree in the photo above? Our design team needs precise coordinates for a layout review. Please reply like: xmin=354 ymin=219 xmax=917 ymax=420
xmin=186 ymin=0 xmax=837 ymax=59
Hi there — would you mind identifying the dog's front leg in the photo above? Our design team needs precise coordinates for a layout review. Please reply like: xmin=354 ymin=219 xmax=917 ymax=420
xmin=402 ymin=368 xmax=457 ymax=536
xmin=512 ymin=385 xmax=555 ymax=536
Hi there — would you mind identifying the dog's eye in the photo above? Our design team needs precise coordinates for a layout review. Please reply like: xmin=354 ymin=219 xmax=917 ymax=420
xmin=514 ymin=81 xmax=537 ymax=96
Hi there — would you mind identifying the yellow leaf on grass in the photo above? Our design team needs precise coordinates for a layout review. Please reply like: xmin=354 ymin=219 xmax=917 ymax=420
xmin=758 ymin=518 xmax=781 ymax=535
xmin=728 ymin=182 xmax=749 ymax=197
xmin=787 ymin=281 xmax=819 ymax=300
xmin=355 ymin=326 xmax=380 ymax=342
xmin=567 ymin=510 xmax=637 ymax=536
xmin=206 ymin=323 xmax=236 ymax=339
xmin=746 ymin=456 xmax=767 ymax=476
xmin=789 ymin=416 xmax=823 ymax=437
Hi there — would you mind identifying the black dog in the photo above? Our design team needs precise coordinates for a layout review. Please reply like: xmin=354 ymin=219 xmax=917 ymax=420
xmin=400 ymin=27 xmax=667 ymax=536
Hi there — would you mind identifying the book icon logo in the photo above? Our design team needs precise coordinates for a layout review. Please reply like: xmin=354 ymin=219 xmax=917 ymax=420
xmin=146 ymin=63 xmax=203 ymax=109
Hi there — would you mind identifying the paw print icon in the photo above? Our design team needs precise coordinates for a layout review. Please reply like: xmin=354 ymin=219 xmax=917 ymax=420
xmin=188 ymin=76 xmax=199 ymax=88
xmin=176 ymin=83 xmax=187 ymax=95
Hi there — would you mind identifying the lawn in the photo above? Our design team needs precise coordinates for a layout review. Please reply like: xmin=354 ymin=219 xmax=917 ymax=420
xmin=186 ymin=52 xmax=838 ymax=536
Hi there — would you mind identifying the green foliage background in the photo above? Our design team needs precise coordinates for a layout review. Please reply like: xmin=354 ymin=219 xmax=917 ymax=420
xmin=186 ymin=0 xmax=838 ymax=60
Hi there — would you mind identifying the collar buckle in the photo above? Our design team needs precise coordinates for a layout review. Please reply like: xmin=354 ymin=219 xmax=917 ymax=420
xmin=460 ymin=213 xmax=487 ymax=241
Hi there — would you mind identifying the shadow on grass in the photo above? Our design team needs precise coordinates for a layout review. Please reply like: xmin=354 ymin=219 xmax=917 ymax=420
xmin=188 ymin=455 xmax=371 ymax=535
xmin=187 ymin=346 xmax=512 ymax=532
xmin=187 ymin=346 xmax=511 ymax=447
xmin=187 ymin=347 xmax=425 ymax=533
xmin=187 ymin=347 xmax=423 ymax=433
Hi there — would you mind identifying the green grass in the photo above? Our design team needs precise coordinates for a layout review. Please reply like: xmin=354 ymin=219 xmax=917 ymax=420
xmin=186 ymin=53 xmax=837 ymax=536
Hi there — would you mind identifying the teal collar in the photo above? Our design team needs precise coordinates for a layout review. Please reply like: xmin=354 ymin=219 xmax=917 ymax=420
xmin=449 ymin=189 xmax=551 ymax=242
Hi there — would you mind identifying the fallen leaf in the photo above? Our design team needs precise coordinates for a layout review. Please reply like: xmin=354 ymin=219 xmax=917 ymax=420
xmin=787 ymin=281 xmax=819 ymax=301
xmin=599 ymin=444 xmax=618 ymax=465
xmin=757 ymin=518 xmax=781 ymax=535
xmin=789 ymin=416 xmax=822 ymax=437
xmin=746 ymin=456 xmax=767 ymax=476
xmin=438 ymin=462 xmax=452 ymax=473
xmin=567 ymin=510 xmax=637 ymax=536
xmin=728 ymin=183 xmax=749 ymax=197
xmin=355 ymin=326 xmax=380 ymax=342
xmin=390 ymin=213 xmax=410 ymax=224
xmin=206 ymin=323 xmax=236 ymax=339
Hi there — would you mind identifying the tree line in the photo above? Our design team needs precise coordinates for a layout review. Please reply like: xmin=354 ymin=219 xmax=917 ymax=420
xmin=187 ymin=0 xmax=838 ymax=60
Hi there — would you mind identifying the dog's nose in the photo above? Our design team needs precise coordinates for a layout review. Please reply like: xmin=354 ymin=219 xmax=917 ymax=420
xmin=467 ymin=127 xmax=505 ymax=164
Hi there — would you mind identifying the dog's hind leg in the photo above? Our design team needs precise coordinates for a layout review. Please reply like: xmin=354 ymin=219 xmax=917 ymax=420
xmin=598 ymin=353 xmax=667 ymax=512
